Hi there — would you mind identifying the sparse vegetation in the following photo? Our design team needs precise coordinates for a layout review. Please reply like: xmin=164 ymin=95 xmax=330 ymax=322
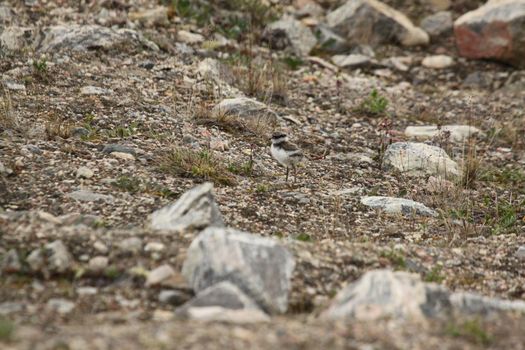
xmin=0 ymin=317 xmax=14 ymax=342
xmin=446 ymin=318 xmax=492 ymax=346
xmin=295 ymin=233 xmax=312 ymax=242
xmin=380 ymin=249 xmax=406 ymax=269
xmin=357 ymin=89 xmax=389 ymax=116
xmin=158 ymin=147 xmax=236 ymax=186
xmin=0 ymin=82 xmax=16 ymax=132
xmin=424 ymin=265 xmax=445 ymax=283
xmin=112 ymin=175 xmax=178 ymax=198
xmin=44 ymin=114 xmax=73 ymax=140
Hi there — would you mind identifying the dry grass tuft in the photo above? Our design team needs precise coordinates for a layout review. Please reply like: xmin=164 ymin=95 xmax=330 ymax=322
xmin=194 ymin=104 xmax=275 ymax=145
xmin=44 ymin=114 xmax=73 ymax=140
xmin=158 ymin=146 xmax=236 ymax=186
xmin=0 ymin=82 xmax=17 ymax=132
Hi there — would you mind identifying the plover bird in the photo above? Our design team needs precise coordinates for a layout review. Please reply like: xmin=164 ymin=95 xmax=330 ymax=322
xmin=270 ymin=132 xmax=303 ymax=183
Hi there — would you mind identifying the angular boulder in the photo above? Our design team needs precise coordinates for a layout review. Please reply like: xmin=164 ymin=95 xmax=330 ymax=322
xmin=263 ymin=16 xmax=317 ymax=56
xmin=326 ymin=0 xmax=429 ymax=47
xmin=323 ymin=269 xmax=525 ymax=322
xmin=182 ymin=227 xmax=295 ymax=314
xmin=454 ymin=0 xmax=525 ymax=68
xmin=150 ymin=182 xmax=224 ymax=232
xmin=382 ymin=142 xmax=460 ymax=180
xmin=38 ymin=24 xmax=158 ymax=52
xmin=360 ymin=196 xmax=438 ymax=217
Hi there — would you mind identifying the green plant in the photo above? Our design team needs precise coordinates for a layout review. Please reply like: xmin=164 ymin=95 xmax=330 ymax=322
xmin=113 ymin=176 xmax=142 ymax=194
xmin=357 ymin=89 xmax=389 ymax=116
xmin=104 ymin=266 xmax=121 ymax=280
xmin=159 ymin=147 xmax=236 ymax=186
xmin=228 ymin=160 xmax=254 ymax=177
xmin=446 ymin=318 xmax=492 ymax=346
xmin=255 ymin=183 xmax=269 ymax=193
xmin=0 ymin=317 xmax=14 ymax=342
xmin=484 ymin=195 xmax=524 ymax=235
xmin=380 ymin=249 xmax=406 ymax=269
xmin=424 ymin=265 xmax=445 ymax=283
xmin=105 ymin=121 xmax=139 ymax=139
xmin=295 ymin=233 xmax=312 ymax=242
xmin=33 ymin=57 xmax=47 ymax=73
xmin=281 ymin=56 xmax=303 ymax=70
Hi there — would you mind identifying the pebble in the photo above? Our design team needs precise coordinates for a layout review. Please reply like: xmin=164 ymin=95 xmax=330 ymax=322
xmin=76 ymin=166 xmax=94 ymax=179
xmin=77 ymin=287 xmax=98 ymax=296
xmin=118 ymin=237 xmax=142 ymax=254
xmin=93 ymin=241 xmax=109 ymax=254
xmin=46 ymin=298 xmax=75 ymax=315
xmin=144 ymin=242 xmax=166 ymax=253
xmin=66 ymin=190 xmax=114 ymax=203
xmin=146 ymin=264 xmax=176 ymax=287
xmin=102 ymin=144 xmax=135 ymax=155
xmin=516 ymin=246 xmax=525 ymax=261
xmin=421 ymin=55 xmax=454 ymax=69
xmin=88 ymin=256 xmax=109 ymax=272
xmin=158 ymin=290 xmax=192 ymax=306
xmin=111 ymin=151 xmax=135 ymax=160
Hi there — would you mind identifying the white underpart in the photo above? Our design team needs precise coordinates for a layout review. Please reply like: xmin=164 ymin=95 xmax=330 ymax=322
xmin=271 ymin=144 xmax=302 ymax=168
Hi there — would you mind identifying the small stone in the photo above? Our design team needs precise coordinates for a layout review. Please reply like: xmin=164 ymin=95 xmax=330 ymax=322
xmin=331 ymin=54 xmax=371 ymax=68
xmin=88 ymin=256 xmax=109 ymax=272
xmin=66 ymin=190 xmax=114 ymax=203
xmin=72 ymin=127 xmax=89 ymax=138
xmin=146 ymin=264 xmax=176 ymax=287
xmin=1 ymin=249 xmax=21 ymax=273
xmin=128 ymin=6 xmax=168 ymax=26
xmin=5 ymin=81 xmax=25 ymax=91
xmin=185 ymin=307 xmax=270 ymax=323
xmin=118 ymin=237 xmax=142 ymax=254
xmin=111 ymin=151 xmax=135 ymax=161
xmin=45 ymin=240 xmax=73 ymax=273
xmin=360 ymin=196 xmax=438 ymax=217
xmin=76 ymin=287 xmax=98 ymax=296
xmin=80 ymin=86 xmax=112 ymax=96
xmin=516 ymin=246 xmax=525 ymax=261
xmin=421 ymin=55 xmax=454 ymax=69
xmin=93 ymin=241 xmax=108 ymax=254
xmin=102 ymin=144 xmax=135 ymax=155
xmin=46 ymin=298 xmax=75 ymax=315
xmin=0 ymin=302 xmax=23 ymax=315
xmin=177 ymin=30 xmax=204 ymax=44
xmin=144 ymin=242 xmax=165 ymax=253
xmin=76 ymin=166 xmax=94 ymax=179
xmin=26 ymin=248 xmax=44 ymax=271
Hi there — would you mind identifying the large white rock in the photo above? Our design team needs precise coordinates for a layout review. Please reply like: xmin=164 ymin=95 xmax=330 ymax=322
xmin=405 ymin=125 xmax=484 ymax=142
xmin=360 ymin=196 xmax=438 ymax=217
xmin=182 ymin=227 xmax=295 ymax=314
xmin=323 ymin=269 xmax=525 ymax=322
xmin=150 ymin=182 xmax=224 ymax=232
xmin=382 ymin=142 xmax=460 ymax=179
xmin=326 ymin=0 xmax=429 ymax=47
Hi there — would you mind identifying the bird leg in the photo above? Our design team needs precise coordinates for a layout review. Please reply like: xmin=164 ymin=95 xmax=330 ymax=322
xmin=285 ymin=167 xmax=289 ymax=182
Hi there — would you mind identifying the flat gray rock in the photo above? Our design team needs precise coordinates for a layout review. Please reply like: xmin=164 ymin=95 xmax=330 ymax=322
xmin=323 ymin=269 xmax=525 ymax=322
xmin=66 ymin=190 xmax=114 ymax=203
xmin=38 ymin=24 xmax=158 ymax=52
xmin=212 ymin=97 xmax=277 ymax=121
xmin=326 ymin=0 xmax=429 ymax=47
xmin=150 ymin=182 xmax=224 ymax=232
xmin=405 ymin=125 xmax=484 ymax=142
xmin=263 ymin=15 xmax=317 ymax=56
xmin=182 ymin=227 xmax=295 ymax=314
xmin=101 ymin=144 xmax=136 ymax=155
xmin=361 ymin=196 xmax=438 ymax=217
xmin=382 ymin=142 xmax=460 ymax=180
xmin=331 ymin=54 xmax=371 ymax=68
xmin=177 ymin=281 xmax=261 ymax=312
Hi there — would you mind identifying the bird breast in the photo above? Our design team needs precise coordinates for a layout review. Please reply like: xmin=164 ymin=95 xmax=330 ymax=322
xmin=271 ymin=144 xmax=298 ymax=167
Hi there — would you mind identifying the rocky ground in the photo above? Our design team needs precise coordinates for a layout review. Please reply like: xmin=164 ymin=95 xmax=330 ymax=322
xmin=1 ymin=0 xmax=524 ymax=349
